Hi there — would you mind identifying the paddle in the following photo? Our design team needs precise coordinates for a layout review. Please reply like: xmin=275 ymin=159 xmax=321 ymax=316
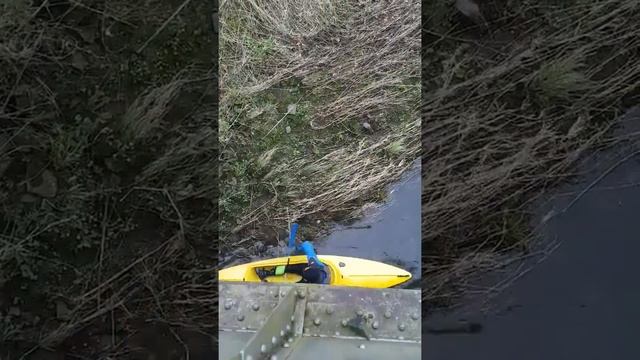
xmin=288 ymin=222 xmax=299 ymax=253
xmin=278 ymin=222 xmax=298 ymax=276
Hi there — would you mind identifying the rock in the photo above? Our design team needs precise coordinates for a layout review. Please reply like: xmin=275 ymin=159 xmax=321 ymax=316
xmin=247 ymin=108 xmax=264 ymax=119
xmin=232 ymin=247 xmax=250 ymax=258
xmin=99 ymin=111 xmax=113 ymax=120
xmin=77 ymin=27 xmax=96 ymax=43
xmin=27 ymin=169 xmax=58 ymax=198
xmin=455 ymin=0 xmax=485 ymax=25
xmin=362 ymin=122 xmax=372 ymax=131
xmin=287 ymin=104 xmax=297 ymax=114
xmin=285 ymin=126 xmax=291 ymax=133
xmin=254 ymin=241 xmax=265 ymax=253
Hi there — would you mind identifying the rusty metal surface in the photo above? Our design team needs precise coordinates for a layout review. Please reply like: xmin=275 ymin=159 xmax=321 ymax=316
xmin=219 ymin=283 xmax=421 ymax=360
xmin=302 ymin=286 xmax=421 ymax=342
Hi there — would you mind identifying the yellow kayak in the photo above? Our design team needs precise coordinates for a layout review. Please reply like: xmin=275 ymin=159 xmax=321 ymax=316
xmin=218 ymin=255 xmax=412 ymax=288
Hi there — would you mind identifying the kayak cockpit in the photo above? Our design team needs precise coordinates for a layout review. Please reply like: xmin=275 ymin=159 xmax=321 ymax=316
xmin=254 ymin=261 xmax=334 ymax=284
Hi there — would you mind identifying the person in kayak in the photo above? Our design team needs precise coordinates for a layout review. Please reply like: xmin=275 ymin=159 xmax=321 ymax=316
xmin=257 ymin=240 xmax=328 ymax=284
xmin=287 ymin=240 xmax=328 ymax=284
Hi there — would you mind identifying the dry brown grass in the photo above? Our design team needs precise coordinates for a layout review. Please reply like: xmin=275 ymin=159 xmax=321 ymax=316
xmin=1 ymin=0 xmax=216 ymax=355
xmin=219 ymin=0 xmax=421 ymax=243
xmin=222 ymin=0 xmax=420 ymax=125
xmin=119 ymin=76 xmax=185 ymax=143
xmin=423 ymin=0 xmax=640 ymax=307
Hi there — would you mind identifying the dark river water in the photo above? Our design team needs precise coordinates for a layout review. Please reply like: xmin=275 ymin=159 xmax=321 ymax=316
xmin=316 ymin=159 xmax=422 ymax=285
xmin=424 ymin=107 xmax=640 ymax=359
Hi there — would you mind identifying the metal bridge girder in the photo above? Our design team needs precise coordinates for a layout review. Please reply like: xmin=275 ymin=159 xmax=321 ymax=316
xmin=219 ymin=283 xmax=421 ymax=360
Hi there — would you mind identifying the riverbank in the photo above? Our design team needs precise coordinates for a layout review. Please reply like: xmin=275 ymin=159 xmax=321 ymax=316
xmin=425 ymin=0 xmax=640 ymax=308
xmin=424 ymin=107 xmax=640 ymax=359
xmin=218 ymin=0 xmax=421 ymax=251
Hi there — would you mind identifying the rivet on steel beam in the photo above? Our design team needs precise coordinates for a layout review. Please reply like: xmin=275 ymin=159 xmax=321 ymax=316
xmin=326 ymin=306 xmax=334 ymax=315
xmin=297 ymin=290 xmax=306 ymax=299
xmin=411 ymin=313 xmax=420 ymax=320
xmin=283 ymin=343 xmax=290 ymax=348
xmin=384 ymin=310 xmax=392 ymax=319
xmin=359 ymin=344 xmax=366 ymax=349
xmin=356 ymin=310 xmax=364 ymax=316
xmin=271 ymin=336 xmax=278 ymax=345
xmin=280 ymin=330 xmax=285 ymax=337
xmin=341 ymin=319 xmax=348 ymax=327
xmin=290 ymin=316 xmax=295 ymax=323
xmin=335 ymin=331 xmax=341 ymax=336
xmin=237 ymin=314 xmax=245 ymax=321
xmin=252 ymin=303 xmax=260 ymax=311
xmin=398 ymin=323 xmax=406 ymax=331
xmin=224 ymin=301 xmax=233 ymax=310
xmin=280 ymin=291 xmax=287 ymax=297
xmin=260 ymin=344 xmax=268 ymax=353
xmin=372 ymin=321 xmax=379 ymax=330
xmin=286 ymin=324 xmax=291 ymax=332
xmin=399 ymin=336 xmax=405 ymax=340
xmin=313 ymin=318 xmax=321 ymax=326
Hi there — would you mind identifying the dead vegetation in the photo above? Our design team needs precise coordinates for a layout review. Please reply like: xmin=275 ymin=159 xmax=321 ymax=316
xmin=0 ymin=0 xmax=421 ymax=357
xmin=219 ymin=0 xmax=421 ymax=248
xmin=1 ymin=0 xmax=217 ymax=358
xmin=424 ymin=0 xmax=640 ymax=308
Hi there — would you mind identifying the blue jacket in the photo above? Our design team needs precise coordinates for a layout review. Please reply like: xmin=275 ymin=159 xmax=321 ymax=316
xmin=293 ymin=241 xmax=328 ymax=284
